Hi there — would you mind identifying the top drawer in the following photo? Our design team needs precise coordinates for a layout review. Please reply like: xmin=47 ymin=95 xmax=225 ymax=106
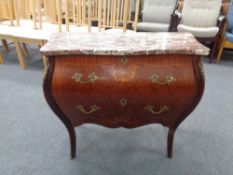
xmin=52 ymin=55 xmax=194 ymax=97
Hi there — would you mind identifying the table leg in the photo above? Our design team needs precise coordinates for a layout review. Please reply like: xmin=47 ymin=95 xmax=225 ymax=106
xmin=15 ymin=42 xmax=27 ymax=69
xmin=22 ymin=43 xmax=29 ymax=57
xmin=1 ymin=39 xmax=9 ymax=52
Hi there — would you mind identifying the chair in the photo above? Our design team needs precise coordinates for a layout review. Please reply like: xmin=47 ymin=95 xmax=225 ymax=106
xmin=64 ymin=0 xmax=99 ymax=32
xmin=0 ymin=51 xmax=4 ymax=64
xmin=10 ymin=0 xmax=52 ymax=69
xmin=133 ymin=0 xmax=179 ymax=32
xmin=97 ymin=0 xmax=140 ymax=33
xmin=177 ymin=0 xmax=224 ymax=63
xmin=216 ymin=0 xmax=233 ymax=63
xmin=0 ymin=1 xmax=13 ymax=52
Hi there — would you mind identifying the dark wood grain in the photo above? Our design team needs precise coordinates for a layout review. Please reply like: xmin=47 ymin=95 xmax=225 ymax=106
xmin=43 ymin=57 xmax=76 ymax=159
xmin=43 ymin=54 xmax=205 ymax=159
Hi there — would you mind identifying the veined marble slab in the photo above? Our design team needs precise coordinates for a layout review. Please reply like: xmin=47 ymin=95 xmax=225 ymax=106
xmin=40 ymin=32 xmax=210 ymax=56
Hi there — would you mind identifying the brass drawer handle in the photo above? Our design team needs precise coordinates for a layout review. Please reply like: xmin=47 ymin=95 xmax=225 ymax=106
xmin=76 ymin=105 xmax=101 ymax=115
xmin=72 ymin=72 xmax=100 ymax=84
xmin=149 ymin=74 xmax=176 ymax=85
xmin=145 ymin=105 xmax=170 ymax=115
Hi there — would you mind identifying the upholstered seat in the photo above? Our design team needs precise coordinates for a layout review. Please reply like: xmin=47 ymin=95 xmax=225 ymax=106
xmin=177 ymin=0 xmax=222 ymax=63
xmin=133 ymin=0 xmax=178 ymax=32
xmin=178 ymin=24 xmax=219 ymax=38
xmin=136 ymin=22 xmax=169 ymax=32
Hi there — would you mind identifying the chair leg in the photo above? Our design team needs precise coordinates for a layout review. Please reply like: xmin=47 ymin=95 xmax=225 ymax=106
xmin=216 ymin=38 xmax=225 ymax=64
xmin=15 ymin=42 xmax=27 ymax=69
xmin=1 ymin=39 xmax=9 ymax=52
xmin=217 ymin=34 xmax=224 ymax=51
xmin=209 ymin=39 xmax=218 ymax=63
xmin=21 ymin=43 xmax=29 ymax=57
xmin=0 ymin=52 xmax=4 ymax=64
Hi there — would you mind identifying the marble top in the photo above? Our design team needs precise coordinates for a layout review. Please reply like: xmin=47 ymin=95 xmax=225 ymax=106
xmin=40 ymin=32 xmax=210 ymax=56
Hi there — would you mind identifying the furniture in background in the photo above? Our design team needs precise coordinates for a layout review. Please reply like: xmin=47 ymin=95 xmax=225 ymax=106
xmin=221 ymin=1 xmax=231 ymax=15
xmin=0 ymin=0 xmax=14 ymax=64
xmin=1 ymin=39 xmax=9 ymax=52
xmin=133 ymin=0 xmax=179 ymax=32
xmin=177 ymin=0 xmax=231 ymax=13
xmin=0 ymin=0 xmax=140 ymax=69
xmin=216 ymin=0 xmax=233 ymax=63
xmin=0 ymin=39 xmax=10 ymax=64
xmin=0 ymin=51 xmax=3 ymax=64
xmin=0 ymin=0 xmax=50 ymax=69
xmin=177 ymin=0 xmax=224 ymax=63
xmin=41 ymin=32 xmax=209 ymax=159
xmin=177 ymin=0 xmax=184 ymax=12
xmin=98 ymin=0 xmax=140 ymax=33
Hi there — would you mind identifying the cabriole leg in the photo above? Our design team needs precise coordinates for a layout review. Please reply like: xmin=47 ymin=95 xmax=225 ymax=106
xmin=167 ymin=128 xmax=176 ymax=159
xmin=68 ymin=127 xmax=76 ymax=159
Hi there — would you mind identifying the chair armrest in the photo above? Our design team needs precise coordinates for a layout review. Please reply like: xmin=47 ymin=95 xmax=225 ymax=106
xmin=175 ymin=10 xmax=182 ymax=19
xmin=217 ymin=15 xmax=227 ymax=34
xmin=218 ymin=15 xmax=225 ymax=22
xmin=169 ymin=13 xmax=180 ymax=32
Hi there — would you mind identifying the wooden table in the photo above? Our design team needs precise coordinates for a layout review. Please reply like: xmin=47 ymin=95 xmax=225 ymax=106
xmin=41 ymin=32 xmax=209 ymax=159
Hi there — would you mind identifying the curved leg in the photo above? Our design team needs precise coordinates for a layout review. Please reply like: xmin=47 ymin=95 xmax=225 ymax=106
xmin=167 ymin=128 xmax=176 ymax=159
xmin=68 ymin=126 xmax=76 ymax=159
xmin=43 ymin=57 xmax=77 ymax=159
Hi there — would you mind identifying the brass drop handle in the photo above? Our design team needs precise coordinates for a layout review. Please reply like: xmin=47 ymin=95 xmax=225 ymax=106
xmin=76 ymin=105 xmax=101 ymax=114
xmin=72 ymin=72 xmax=100 ymax=84
xmin=149 ymin=74 xmax=176 ymax=85
xmin=145 ymin=105 xmax=170 ymax=115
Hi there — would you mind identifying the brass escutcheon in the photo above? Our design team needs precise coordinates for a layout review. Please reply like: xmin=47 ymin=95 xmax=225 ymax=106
xmin=120 ymin=98 xmax=128 ymax=107
xmin=76 ymin=105 xmax=101 ymax=114
xmin=72 ymin=72 xmax=100 ymax=84
xmin=121 ymin=56 xmax=128 ymax=65
xmin=149 ymin=74 xmax=176 ymax=85
xmin=144 ymin=105 xmax=170 ymax=115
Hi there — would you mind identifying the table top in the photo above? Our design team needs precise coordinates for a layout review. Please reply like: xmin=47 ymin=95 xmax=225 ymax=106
xmin=40 ymin=32 xmax=210 ymax=56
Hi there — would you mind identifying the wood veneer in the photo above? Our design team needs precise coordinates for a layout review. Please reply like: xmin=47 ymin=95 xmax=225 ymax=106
xmin=43 ymin=54 xmax=204 ymax=159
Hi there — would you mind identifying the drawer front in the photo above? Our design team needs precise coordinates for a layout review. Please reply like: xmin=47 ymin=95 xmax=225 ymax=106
xmin=52 ymin=55 xmax=196 ymax=127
